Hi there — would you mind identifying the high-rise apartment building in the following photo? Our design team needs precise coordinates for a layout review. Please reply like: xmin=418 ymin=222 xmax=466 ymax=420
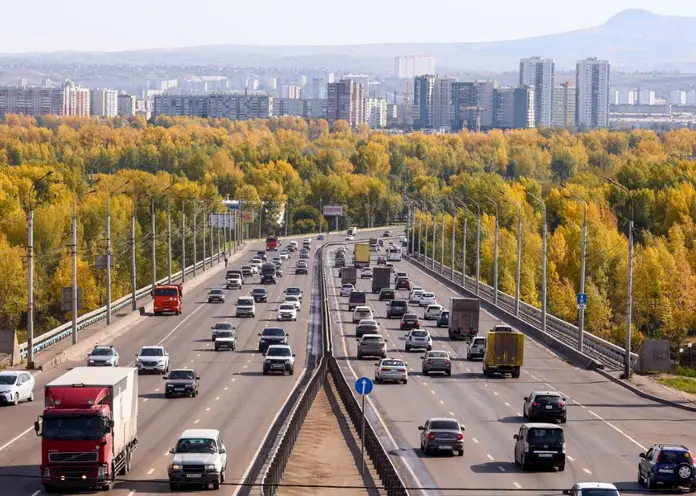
xmin=117 ymin=94 xmax=136 ymax=117
xmin=153 ymin=93 xmax=272 ymax=120
xmin=394 ymin=56 xmax=436 ymax=79
xmin=576 ymin=58 xmax=611 ymax=128
xmin=671 ymin=90 xmax=687 ymax=105
xmin=519 ymin=57 xmax=554 ymax=127
xmin=326 ymin=79 xmax=365 ymax=127
xmin=637 ymin=89 xmax=656 ymax=105
xmin=63 ymin=81 xmax=91 ymax=117
xmin=493 ymin=87 xmax=535 ymax=129
xmin=365 ymin=98 xmax=388 ymax=128
xmin=451 ymin=81 xmax=497 ymax=131
xmin=273 ymin=98 xmax=327 ymax=119
xmin=412 ymin=75 xmax=436 ymax=130
xmin=0 ymin=86 xmax=65 ymax=116
xmin=91 ymin=89 xmax=118 ymax=117
xmin=280 ymin=84 xmax=302 ymax=99
xmin=431 ymin=77 xmax=455 ymax=130
xmin=552 ymin=82 xmax=576 ymax=127
xmin=612 ymin=89 xmax=637 ymax=105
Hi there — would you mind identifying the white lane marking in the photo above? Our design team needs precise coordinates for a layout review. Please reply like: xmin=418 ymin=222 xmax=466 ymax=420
xmin=143 ymin=398 xmax=148 ymax=402
xmin=127 ymin=492 xmax=136 ymax=496
xmin=189 ymin=360 xmax=194 ymax=363
xmin=224 ymin=387 xmax=228 ymax=391
xmin=155 ymin=388 xmax=160 ymax=392
xmin=567 ymin=455 xmax=575 ymax=462
xmin=513 ymin=482 xmax=521 ymax=489
xmin=504 ymin=402 xmax=510 ymax=407
xmin=231 ymin=378 xmax=236 ymax=382
xmin=583 ymin=468 xmax=592 ymax=474
xmin=164 ymin=450 xmax=170 ymax=456
xmin=206 ymin=407 xmax=211 ymax=412
xmin=465 ymin=368 xmax=471 ymax=373
xmin=439 ymin=400 xmax=444 ymax=405
xmin=493 ymin=391 xmax=498 ymax=396
xmin=31 ymin=491 xmax=41 ymax=496
xmin=215 ymin=396 xmax=220 ymax=401
xmin=530 ymin=374 xmax=539 ymax=380
xmin=243 ymin=365 xmax=248 ymax=369
xmin=194 ymin=419 xmax=200 ymax=424
xmin=487 ymin=454 xmax=494 ymax=460
xmin=147 ymin=468 xmax=155 ymax=475
xmin=0 ymin=427 xmax=34 ymax=452
xmin=472 ymin=438 xmax=479 ymax=444
xmin=498 ymin=465 xmax=506 ymax=472
xmin=449 ymin=411 xmax=455 ymax=416
xmin=430 ymin=390 xmax=435 ymax=395
xmin=586 ymin=410 xmax=646 ymax=450
xmin=516 ymin=412 xmax=522 ymax=416
xmin=196 ymin=353 xmax=200 ymax=357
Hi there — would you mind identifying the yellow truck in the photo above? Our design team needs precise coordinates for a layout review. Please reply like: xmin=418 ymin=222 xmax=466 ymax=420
xmin=354 ymin=243 xmax=371 ymax=268
xmin=482 ymin=325 xmax=524 ymax=378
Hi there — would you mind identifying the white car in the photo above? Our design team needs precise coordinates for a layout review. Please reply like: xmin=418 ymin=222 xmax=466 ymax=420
xmin=263 ymin=345 xmax=296 ymax=375
xmin=277 ymin=303 xmax=298 ymax=321
xmin=235 ymin=297 xmax=256 ymax=318
xmin=283 ymin=295 xmax=301 ymax=311
xmin=360 ymin=267 xmax=373 ymax=279
xmin=346 ymin=235 xmax=354 ymax=241
xmin=0 ymin=371 xmax=35 ymax=405
xmin=249 ymin=263 xmax=259 ymax=274
xmin=419 ymin=292 xmax=437 ymax=307
xmin=284 ymin=287 xmax=303 ymax=302
xmin=340 ymin=284 xmax=355 ymax=297
xmin=136 ymin=346 xmax=170 ymax=374
xmin=405 ymin=329 xmax=433 ymax=352
xmin=409 ymin=289 xmax=424 ymax=304
xmin=272 ymin=257 xmax=282 ymax=265
xmin=352 ymin=306 xmax=373 ymax=324
xmin=250 ymin=258 xmax=263 ymax=269
xmin=423 ymin=304 xmax=443 ymax=320
xmin=280 ymin=252 xmax=290 ymax=261
xmin=564 ymin=483 xmax=620 ymax=496
xmin=374 ymin=358 xmax=408 ymax=384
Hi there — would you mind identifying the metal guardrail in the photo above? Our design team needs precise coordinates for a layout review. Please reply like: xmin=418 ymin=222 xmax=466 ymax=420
xmin=408 ymin=252 xmax=638 ymax=370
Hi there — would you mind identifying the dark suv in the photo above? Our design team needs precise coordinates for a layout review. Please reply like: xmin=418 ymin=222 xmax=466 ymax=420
xmin=638 ymin=444 xmax=696 ymax=491
xmin=513 ymin=423 xmax=565 ymax=471
xmin=348 ymin=291 xmax=366 ymax=311
xmin=522 ymin=391 xmax=567 ymax=423
xmin=386 ymin=300 xmax=408 ymax=318
xmin=395 ymin=277 xmax=411 ymax=290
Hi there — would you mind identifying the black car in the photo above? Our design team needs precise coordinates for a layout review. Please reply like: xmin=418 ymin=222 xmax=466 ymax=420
xmin=400 ymin=313 xmax=421 ymax=330
xmin=258 ymin=327 xmax=289 ymax=353
xmin=395 ymin=277 xmax=411 ymax=290
xmin=386 ymin=300 xmax=408 ymax=318
xmin=335 ymin=258 xmax=345 ymax=268
xmin=250 ymin=287 xmax=268 ymax=303
xmin=348 ymin=291 xmax=367 ymax=311
xmin=436 ymin=310 xmax=449 ymax=327
xmin=523 ymin=391 xmax=567 ymax=423
xmin=379 ymin=288 xmax=396 ymax=300
xmin=163 ymin=369 xmax=200 ymax=398
xmin=514 ymin=423 xmax=565 ymax=471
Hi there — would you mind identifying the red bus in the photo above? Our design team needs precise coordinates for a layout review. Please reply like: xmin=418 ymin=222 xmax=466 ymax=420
xmin=266 ymin=236 xmax=279 ymax=251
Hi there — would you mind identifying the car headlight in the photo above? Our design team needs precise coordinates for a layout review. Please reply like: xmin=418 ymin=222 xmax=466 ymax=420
xmin=88 ymin=359 xmax=95 ymax=362
xmin=285 ymin=360 xmax=292 ymax=364
xmin=205 ymin=464 xmax=217 ymax=471
xmin=170 ymin=464 xmax=182 ymax=471
xmin=264 ymin=359 xmax=272 ymax=364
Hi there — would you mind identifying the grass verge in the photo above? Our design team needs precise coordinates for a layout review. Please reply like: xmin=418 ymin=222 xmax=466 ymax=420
xmin=657 ymin=376 xmax=696 ymax=395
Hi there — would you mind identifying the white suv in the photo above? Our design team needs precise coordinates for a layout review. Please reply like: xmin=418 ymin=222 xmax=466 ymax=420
xmin=168 ymin=429 xmax=227 ymax=490
xmin=277 ymin=303 xmax=298 ymax=321
xmin=136 ymin=346 xmax=169 ymax=374
xmin=405 ymin=329 xmax=433 ymax=352
xmin=352 ymin=306 xmax=373 ymax=324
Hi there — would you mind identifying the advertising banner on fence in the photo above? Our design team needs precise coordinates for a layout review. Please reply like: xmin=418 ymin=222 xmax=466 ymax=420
xmin=323 ymin=205 xmax=343 ymax=216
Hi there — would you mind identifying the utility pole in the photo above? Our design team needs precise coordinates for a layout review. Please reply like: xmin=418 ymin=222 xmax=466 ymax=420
xmin=450 ymin=210 xmax=456 ymax=281
xmin=319 ymin=197 xmax=323 ymax=234
xmin=431 ymin=206 xmax=437 ymax=270
xmin=181 ymin=201 xmax=186 ymax=283
xmin=209 ymin=207 xmax=214 ymax=266
xmin=130 ymin=202 xmax=137 ymax=311
xmin=467 ymin=198 xmax=482 ymax=295
xmin=285 ymin=201 xmax=289 ymax=237
xmin=440 ymin=211 xmax=445 ymax=275
xmin=462 ymin=217 xmax=468 ymax=284
xmin=167 ymin=197 xmax=172 ymax=284
xmin=258 ymin=204 xmax=263 ymax=241
xmin=485 ymin=196 xmax=499 ymax=306
xmin=529 ymin=193 xmax=547 ymax=334
xmin=217 ymin=224 xmax=221 ymax=265
xmin=565 ymin=189 xmax=588 ymax=353
xmin=193 ymin=201 xmax=197 ymax=277
xmin=72 ymin=199 xmax=78 ymax=342
xmin=201 ymin=202 xmax=207 ymax=271
xmin=510 ymin=199 xmax=523 ymax=316
xmin=423 ymin=208 xmax=429 ymax=263
xmin=106 ymin=198 xmax=112 ymax=325
xmin=151 ymin=198 xmax=157 ymax=290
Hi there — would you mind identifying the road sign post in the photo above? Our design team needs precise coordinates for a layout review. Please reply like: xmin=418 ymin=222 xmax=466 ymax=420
xmin=576 ymin=292 xmax=587 ymax=310
xmin=354 ymin=376 xmax=373 ymax=475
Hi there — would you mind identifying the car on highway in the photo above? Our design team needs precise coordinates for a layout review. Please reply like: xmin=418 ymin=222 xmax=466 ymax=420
xmin=335 ymin=257 xmax=346 ymax=268
xmin=283 ymin=294 xmax=301 ymax=311
xmin=423 ymin=304 xmax=443 ymax=320
xmin=419 ymin=292 xmax=437 ymax=307
xmin=346 ymin=235 xmax=354 ymax=241
xmin=638 ymin=444 xmax=696 ymax=490
xmin=87 ymin=345 xmax=119 ymax=367
xmin=405 ymin=329 xmax=432 ymax=352
xmin=400 ymin=313 xmax=421 ymax=330
xmin=258 ymin=327 xmax=289 ymax=353
xmin=226 ymin=274 xmax=242 ymax=290
xmin=250 ymin=258 xmax=263 ymax=271
xmin=255 ymin=251 xmax=267 ymax=260
xmin=167 ymin=428 xmax=227 ymax=490
xmin=0 ymin=371 xmax=35 ymax=405
xmin=163 ymin=369 xmax=200 ymax=398
xmin=235 ymin=296 xmax=256 ymax=318
xmin=241 ymin=265 xmax=254 ymax=277
xmin=418 ymin=417 xmax=465 ymax=456
xmin=379 ymin=288 xmax=395 ymax=300
xmin=466 ymin=336 xmax=486 ymax=360
xmin=299 ymin=250 xmax=310 ymax=259
xmin=376 ymin=256 xmax=386 ymax=265
xmin=317 ymin=233 xmax=325 ymax=240
xmin=272 ymin=256 xmax=282 ymax=265
xmin=360 ymin=267 xmax=373 ymax=279
xmin=276 ymin=303 xmax=298 ymax=321
xmin=352 ymin=306 xmax=373 ymax=324
xmin=383 ymin=230 xmax=392 ymax=237
xmin=135 ymin=346 xmax=170 ymax=374
xmin=263 ymin=345 xmax=296 ymax=375
xmin=409 ymin=289 xmax=424 ymax=304
xmin=348 ymin=291 xmax=367 ymax=311
xmin=513 ymin=423 xmax=565 ymax=471
xmin=214 ymin=330 xmax=236 ymax=351
xmin=562 ymin=482 xmax=620 ymax=496
xmin=385 ymin=299 xmax=408 ymax=319
xmin=374 ymin=358 xmax=408 ymax=384
xmin=395 ymin=271 xmax=408 ymax=280
xmin=276 ymin=266 xmax=284 ymax=278
xmin=211 ymin=322 xmax=235 ymax=341
xmin=284 ymin=287 xmax=303 ymax=302
xmin=523 ymin=391 xmax=568 ymax=423
xmin=395 ymin=277 xmax=411 ymax=290
xmin=280 ymin=251 xmax=290 ymax=261
xmin=340 ymin=283 xmax=355 ymax=297
xmin=207 ymin=288 xmax=226 ymax=303
xmin=436 ymin=310 xmax=450 ymax=327
xmin=356 ymin=334 xmax=388 ymax=359
xmin=356 ymin=318 xmax=379 ymax=337
xmin=421 ymin=350 xmax=452 ymax=376
xmin=295 ymin=262 xmax=309 ymax=274
xmin=227 ymin=269 xmax=244 ymax=282
xmin=250 ymin=287 xmax=269 ymax=303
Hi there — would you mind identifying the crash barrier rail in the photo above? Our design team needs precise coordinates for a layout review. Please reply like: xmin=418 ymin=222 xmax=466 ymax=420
xmin=407 ymin=252 xmax=638 ymax=370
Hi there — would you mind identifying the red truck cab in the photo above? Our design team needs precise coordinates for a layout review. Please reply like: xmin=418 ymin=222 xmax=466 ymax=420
xmin=266 ymin=236 xmax=279 ymax=251
xmin=153 ymin=284 xmax=183 ymax=315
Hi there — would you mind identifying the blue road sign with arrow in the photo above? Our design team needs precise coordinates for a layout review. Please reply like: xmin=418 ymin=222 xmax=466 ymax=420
xmin=355 ymin=377 xmax=373 ymax=396
xmin=576 ymin=293 xmax=587 ymax=305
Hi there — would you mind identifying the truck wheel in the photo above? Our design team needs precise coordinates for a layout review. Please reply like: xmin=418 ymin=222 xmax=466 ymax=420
xmin=42 ymin=485 xmax=59 ymax=494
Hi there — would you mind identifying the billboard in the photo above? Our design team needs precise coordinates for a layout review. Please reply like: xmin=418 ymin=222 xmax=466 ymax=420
xmin=208 ymin=213 xmax=236 ymax=228
xmin=323 ymin=205 xmax=344 ymax=216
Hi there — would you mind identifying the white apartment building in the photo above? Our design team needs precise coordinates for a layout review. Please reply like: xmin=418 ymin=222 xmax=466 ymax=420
xmin=63 ymin=81 xmax=90 ymax=117
xmin=117 ymin=94 xmax=136 ymax=117
xmin=91 ymin=89 xmax=118 ymax=117
xmin=552 ymin=82 xmax=576 ymax=127
xmin=431 ymin=77 xmax=455 ymax=130
xmin=637 ymin=89 xmax=656 ymax=105
xmin=394 ymin=56 xmax=436 ymax=79
xmin=519 ymin=57 xmax=555 ymax=127
xmin=670 ymin=90 xmax=686 ymax=105
xmin=612 ymin=89 xmax=637 ymax=105
xmin=365 ymin=98 xmax=388 ymax=128
xmin=280 ymin=84 xmax=302 ymax=99
xmin=576 ymin=58 xmax=611 ymax=128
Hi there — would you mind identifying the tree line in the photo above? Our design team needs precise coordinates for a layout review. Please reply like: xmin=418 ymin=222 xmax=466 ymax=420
xmin=0 ymin=113 xmax=694 ymax=348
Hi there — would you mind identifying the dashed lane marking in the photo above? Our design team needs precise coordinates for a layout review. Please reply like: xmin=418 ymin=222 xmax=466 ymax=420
xmin=439 ymin=400 xmax=444 ymax=405
xmin=493 ymin=391 xmax=499 ymax=396
xmin=487 ymin=454 xmax=494 ymax=460
xmin=583 ymin=468 xmax=592 ymax=474
xmin=142 ymin=398 xmax=148 ymax=402
xmin=513 ymin=482 xmax=521 ymax=489
xmin=449 ymin=411 xmax=455 ymax=416
xmin=30 ymin=491 xmax=40 ymax=496
xmin=215 ymin=396 xmax=220 ymax=401
xmin=155 ymin=388 xmax=160 ymax=392
xmin=504 ymin=402 xmax=510 ymax=407
xmin=206 ymin=407 xmax=211 ymax=411
xmin=567 ymin=456 xmax=575 ymax=462
xmin=224 ymin=387 xmax=228 ymax=391
xmin=498 ymin=465 xmax=506 ymax=472
xmin=194 ymin=419 xmax=200 ymax=424
xmin=147 ymin=469 xmax=155 ymax=475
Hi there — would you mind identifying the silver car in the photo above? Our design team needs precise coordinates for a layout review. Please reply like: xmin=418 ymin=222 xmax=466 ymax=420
xmin=356 ymin=334 xmax=388 ymax=360
xmin=419 ymin=417 xmax=465 ymax=456
xmin=211 ymin=322 xmax=235 ymax=341
xmin=87 ymin=345 xmax=119 ymax=366
xmin=421 ymin=350 xmax=452 ymax=376
xmin=168 ymin=429 xmax=228 ymax=490
xmin=0 ymin=371 xmax=35 ymax=405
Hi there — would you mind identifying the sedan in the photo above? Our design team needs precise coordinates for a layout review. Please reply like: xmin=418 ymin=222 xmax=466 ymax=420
xmin=356 ymin=319 xmax=379 ymax=337
xmin=360 ymin=267 xmax=373 ymax=279
xmin=421 ymin=350 xmax=452 ymax=376
xmin=375 ymin=358 xmax=408 ymax=384
xmin=419 ymin=418 xmax=465 ymax=456
xmin=207 ymin=289 xmax=226 ymax=303
xmin=250 ymin=287 xmax=268 ymax=303
xmin=283 ymin=295 xmax=301 ymax=311
xmin=409 ymin=289 xmax=424 ymax=304
xmin=211 ymin=322 xmax=235 ymax=341
xmin=277 ymin=303 xmax=298 ymax=321
xmin=163 ymin=369 xmax=200 ymax=398
xmin=340 ymin=284 xmax=355 ymax=297
xmin=423 ymin=304 xmax=443 ymax=320
xmin=400 ymin=313 xmax=421 ymax=330
xmin=419 ymin=292 xmax=437 ymax=307
xmin=0 ymin=371 xmax=35 ymax=405
xmin=295 ymin=264 xmax=309 ymax=275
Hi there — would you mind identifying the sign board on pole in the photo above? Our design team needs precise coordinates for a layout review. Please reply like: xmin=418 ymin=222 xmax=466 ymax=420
xmin=241 ymin=211 xmax=253 ymax=222
xmin=354 ymin=377 xmax=373 ymax=395
xmin=208 ymin=213 xmax=235 ymax=228
xmin=576 ymin=292 xmax=587 ymax=309
xmin=323 ymin=205 xmax=344 ymax=217
xmin=61 ymin=287 xmax=83 ymax=312
xmin=96 ymin=255 xmax=114 ymax=270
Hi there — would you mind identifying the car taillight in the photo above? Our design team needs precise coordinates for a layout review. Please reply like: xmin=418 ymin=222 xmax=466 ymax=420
xmin=445 ymin=360 xmax=451 ymax=365
xmin=456 ymin=433 xmax=464 ymax=440
xmin=656 ymin=452 xmax=662 ymax=463
xmin=532 ymin=402 xmax=540 ymax=407
xmin=558 ymin=401 xmax=565 ymax=408
xmin=381 ymin=368 xmax=390 ymax=372
xmin=427 ymin=433 xmax=435 ymax=440
xmin=398 ymin=368 xmax=407 ymax=372
xmin=688 ymin=453 xmax=695 ymax=464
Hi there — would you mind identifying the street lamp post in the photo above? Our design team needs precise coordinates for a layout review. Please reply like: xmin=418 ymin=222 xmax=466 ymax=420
xmin=483 ymin=196 xmax=499 ymax=305
xmin=508 ymin=198 xmax=523 ymax=316
xmin=467 ymin=198 xmax=481 ymax=295
xmin=423 ymin=203 xmax=430 ymax=264
xmin=129 ymin=185 xmax=149 ymax=313
xmin=106 ymin=180 xmax=131 ymax=326
xmin=192 ymin=201 xmax=198 ymax=277
xmin=431 ymin=201 xmax=437 ymax=271
xmin=151 ymin=184 xmax=174 ymax=290
xmin=181 ymin=200 xmax=186 ymax=283
xmin=72 ymin=184 xmax=99 ymax=343
xmin=454 ymin=199 xmax=471 ymax=288
xmin=447 ymin=200 xmax=456 ymax=281
xmin=565 ymin=189 xmax=588 ymax=353
xmin=528 ymin=192 xmax=548 ymax=335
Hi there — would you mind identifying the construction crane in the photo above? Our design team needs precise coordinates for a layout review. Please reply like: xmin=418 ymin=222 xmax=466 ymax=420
xmin=463 ymin=105 xmax=486 ymax=133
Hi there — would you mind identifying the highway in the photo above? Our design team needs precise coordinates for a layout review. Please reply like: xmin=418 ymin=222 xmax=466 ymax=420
xmin=0 ymin=232 xmax=361 ymax=496
xmin=326 ymin=240 xmax=696 ymax=495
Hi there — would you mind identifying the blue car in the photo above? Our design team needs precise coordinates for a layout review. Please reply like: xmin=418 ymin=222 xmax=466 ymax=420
xmin=638 ymin=444 xmax=696 ymax=491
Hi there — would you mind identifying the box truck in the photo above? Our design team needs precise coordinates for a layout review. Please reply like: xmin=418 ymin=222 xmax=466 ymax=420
xmin=354 ymin=243 xmax=371 ymax=268
xmin=372 ymin=266 xmax=392 ymax=293
xmin=448 ymin=297 xmax=480 ymax=341
xmin=34 ymin=367 xmax=139 ymax=492
xmin=482 ymin=325 xmax=524 ymax=378
xmin=341 ymin=266 xmax=357 ymax=285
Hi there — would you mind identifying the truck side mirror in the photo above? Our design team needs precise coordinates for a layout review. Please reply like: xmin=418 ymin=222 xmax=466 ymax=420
xmin=513 ymin=434 xmax=519 ymax=440
xmin=34 ymin=420 xmax=42 ymax=436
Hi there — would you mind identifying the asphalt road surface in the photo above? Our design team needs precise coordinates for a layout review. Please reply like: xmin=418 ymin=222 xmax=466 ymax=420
xmin=0 ymin=231 xmax=377 ymax=496
xmin=326 ymin=242 xmax=696 ymax=496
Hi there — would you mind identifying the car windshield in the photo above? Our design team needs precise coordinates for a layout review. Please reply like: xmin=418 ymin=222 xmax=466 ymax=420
xmin=342 ymin=285 xmax=353 ymax=289
xmin=263 ymin=328 xmax=285 ymax=336
xmin=267 ymin=348 xmax=291 ymax=357
xmin=168 ymin=370 xmax=195 ymax=380
xmin=659 ymin=450 xmax=693 ymax=463
xmin=472 ymin=338 xmax=485 ymax=345
xmin=427 ymin=352 xmax=448 ymax=358
xmin=429 ymin=420 xmax=460 ymax=430
xmin=91 ymin=348 xmax=113 ymax=356
xmin=382 ymin=290 xmax=394 ymax=295
xmin=242 ymin=265 xmax=251 ymax=270
xmin=238 ymin=298 xmax=253 ymax=305
xmin=175 ymin=438 xmax=217 ymax=454
xmin=422 ymin=293 xmax=434 ymax=298
xmin=285 ymin=296 xmax=299 ymax=301
xmin=279 ymin=304 xmax=295 ymax=311
xmin=391 ymin=301 xmax=406 ymax=307
xmin=528 ymin=428 xmax=564 ymax=443
xmin=580 ymin=491 xmax=620 ymax=496
xmin=210 ymin=290 xmax=223 ymax=295
xmin=286 ymin=288 xmax=300 ymax=294
xmin=427 ymin=306 xmax=441 ymax=311
xmin=42 ymin=414 xmax=105 ymax=441
xmin=411 ymin=331 xmax=428 ymax=337
xmin=216 ymin=331 xmax=233 ymax=338
xmin=252 ymin=289 xmax=266 ymax=294
xmin=403 ymin=314 xmax=417 ymax=320
xmin=140 ymin=348 xmax=163 ymax=356
xmin=154 ymin=288 xmax=178 ymax=296
xmin=381 ymin=360 xmax=404 ymax=367
xmin=214 ymin=323 xmax=234 ymax=330
xmin=0 ymin=375 xmax=18 ymax=385
xmin=362 ymin=336 xmax=383 ymax=343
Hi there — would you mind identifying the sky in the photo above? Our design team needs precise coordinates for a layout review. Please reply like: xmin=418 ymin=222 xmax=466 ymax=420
xmin=0 ymin=0 xmax=694 ymax=52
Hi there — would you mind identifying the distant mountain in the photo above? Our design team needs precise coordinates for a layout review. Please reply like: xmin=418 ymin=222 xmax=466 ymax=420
xmin=2 ymin=9 xmax=696 ymax=72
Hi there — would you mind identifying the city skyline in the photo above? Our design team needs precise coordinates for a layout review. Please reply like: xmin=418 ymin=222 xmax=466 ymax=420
xmin=0 ymin=1 xmax=692 ymax=52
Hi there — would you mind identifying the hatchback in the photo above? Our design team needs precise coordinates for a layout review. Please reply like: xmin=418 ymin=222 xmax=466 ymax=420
xmin=419 ymin=292 xmax=437 ymax=307
xmin=340 ymin=284 xmax=355 ymax=297
xmin=423 ymin=304 xmax=443 ymax=320
xmin=523 ymin=391 xmax=567 ymax=423
xmin=356 ymin=319 xmax=379 ymax=337
xmin=0 ymin=371 xmax=35 ymax=405
xmin=379 ymin=288 xmax=396 ymax=300
xmin=405 ymin=329 xmax=432 ymax=352
xmin=352 ymin=306 xmax=373 ymax=324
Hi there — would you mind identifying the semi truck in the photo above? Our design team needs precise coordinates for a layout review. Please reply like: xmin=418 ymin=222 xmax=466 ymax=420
xmin=448 ymin=297 xmax=480 ymax=341
xmin=153 ymin=284 xmax=183 ymax=315
xmin=482 ymin=325 xmax=524 ymax=378
xmin=34 ymin=367 xmax=139 ymax=492
xmin=354 ymin=243 xmax=371 ymax=268
xmin=341 ymin=266 xmax=357 ymax=285
xmin=372 ymin=266 xmax=392 ymax=293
